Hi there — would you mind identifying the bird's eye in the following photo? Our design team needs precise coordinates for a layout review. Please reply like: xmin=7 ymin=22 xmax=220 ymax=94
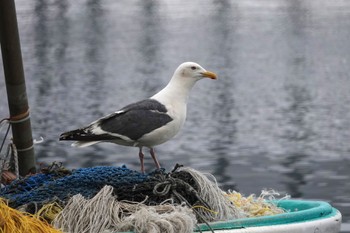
xmin=191 ymin=66 xmax=197 ymax=70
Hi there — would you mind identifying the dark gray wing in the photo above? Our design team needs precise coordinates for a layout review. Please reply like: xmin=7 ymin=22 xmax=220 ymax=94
xmin=98 ymin=99 xmax=173 ymax=140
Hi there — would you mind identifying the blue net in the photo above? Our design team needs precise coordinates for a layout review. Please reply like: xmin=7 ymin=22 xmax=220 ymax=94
xmin=0 ymin=165 xmax=149 ymax=208
xmin=0 ymin=163 xmax=210 ymax=219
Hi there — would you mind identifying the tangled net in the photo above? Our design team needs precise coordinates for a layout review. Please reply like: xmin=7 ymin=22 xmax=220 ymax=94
xmin=0 ymin=164 xmax=287 ymax=233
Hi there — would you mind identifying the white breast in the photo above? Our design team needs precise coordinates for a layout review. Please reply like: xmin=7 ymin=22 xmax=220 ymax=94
xmin=137 ymin=101 xmax=187 ymax=147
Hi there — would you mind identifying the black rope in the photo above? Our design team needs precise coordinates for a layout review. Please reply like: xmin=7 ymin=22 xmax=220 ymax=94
xmin=0 ymin=118 xmax=9 ymax=124
xmin=151 ymin=168 xmax=215 ymax=233
xmin=171 ymin=163 xmax=184 ymax=172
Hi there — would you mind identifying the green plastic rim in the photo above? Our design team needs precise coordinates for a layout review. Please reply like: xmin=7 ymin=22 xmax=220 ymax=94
xmin=196 ymin=200 xmax=339 ymax=231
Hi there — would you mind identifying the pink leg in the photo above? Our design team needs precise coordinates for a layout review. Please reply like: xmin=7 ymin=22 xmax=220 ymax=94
xmin=150 ymin=148 xmax=161 ymax=169
xmin=139 ymin=147 xmax=145 ymax=173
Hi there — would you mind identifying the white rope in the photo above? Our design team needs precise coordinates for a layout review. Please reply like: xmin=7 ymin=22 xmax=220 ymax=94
xmin=15 ymin=144 xmax=34 ymax=152
xmin=8 ymin=112 xmax=30 ymax=124
xmin=180 ymin=167 xmax=245 ymax=221
xmin=10 ymin=143 xmax=19 ymax=179
xmin=0 ymin=118 xmax=9 ymax=132
xmin=0 ymin=144 xmax=11 ymax=174
xmin=53 ymin=185 xmax=197 ymax=233
xmin=34 ymin=136 xmax=44 ymax=144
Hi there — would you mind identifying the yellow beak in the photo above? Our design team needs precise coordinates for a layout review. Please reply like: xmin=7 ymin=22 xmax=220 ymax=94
xmin=201 ymin=71 xmax=217 ymax=80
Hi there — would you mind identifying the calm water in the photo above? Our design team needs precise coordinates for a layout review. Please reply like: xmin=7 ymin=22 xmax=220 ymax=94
xmin=1 ymin=0 xmax=350 ymax=230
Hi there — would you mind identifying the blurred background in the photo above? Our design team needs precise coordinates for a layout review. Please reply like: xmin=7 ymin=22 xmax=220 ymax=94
xmin=0 ymin=0 xmax=349 ymax=231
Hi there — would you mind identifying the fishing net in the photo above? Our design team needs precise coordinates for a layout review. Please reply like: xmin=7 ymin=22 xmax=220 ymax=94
xmin=0 ymin=164 xmax=149 ymax=210
xmin=0 ymin=163 xmax=287 ymax=233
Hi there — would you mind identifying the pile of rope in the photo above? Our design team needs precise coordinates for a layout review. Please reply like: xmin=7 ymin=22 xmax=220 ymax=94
xmin=53 ymin=185 xmax=197 ymax=233
xmin=0 ymin=198 xmax=62 ymax=233
xmin=225 ymin=189 xmax=289 ymax=217
xmin=0 ymin=163 xmax=286 ymax=233
xmin=0 ymin=118 xmax=18 ymax=185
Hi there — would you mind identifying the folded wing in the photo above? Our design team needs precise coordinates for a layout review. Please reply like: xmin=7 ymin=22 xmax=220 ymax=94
xmin=59 ymin=99 xmax=173 ymax=144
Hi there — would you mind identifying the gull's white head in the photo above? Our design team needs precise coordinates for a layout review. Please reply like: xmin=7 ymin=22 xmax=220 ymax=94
xmin=152 ymin=62 xmax=217 ymax=102
xmin=173 ymin=62 xmax=217 ymax=81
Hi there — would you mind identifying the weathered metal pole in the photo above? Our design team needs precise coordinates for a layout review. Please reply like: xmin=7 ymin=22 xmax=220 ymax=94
xmin=0 ymin=0 xmax=36 ymax=175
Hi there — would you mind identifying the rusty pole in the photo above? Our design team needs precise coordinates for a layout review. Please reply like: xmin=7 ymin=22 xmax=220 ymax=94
xmin=0 ymin=0 xmax=36 ymax=175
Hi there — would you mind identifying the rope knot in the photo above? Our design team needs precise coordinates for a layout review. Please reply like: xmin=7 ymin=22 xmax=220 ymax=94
xmin=153 ymin=178 xmax=178 ymax=196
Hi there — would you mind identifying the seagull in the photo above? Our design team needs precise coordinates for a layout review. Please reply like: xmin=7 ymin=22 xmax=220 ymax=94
xmin=59 ymin=62 xmax=217 ymax=173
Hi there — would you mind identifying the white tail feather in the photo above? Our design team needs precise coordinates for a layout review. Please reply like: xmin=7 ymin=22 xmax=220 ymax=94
xmin=71 ymin=141 xmax=100 ymax=148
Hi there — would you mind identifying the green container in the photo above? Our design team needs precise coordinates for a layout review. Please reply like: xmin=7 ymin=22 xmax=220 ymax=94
xmin=196 ymin=200 xmax=341 ymax=233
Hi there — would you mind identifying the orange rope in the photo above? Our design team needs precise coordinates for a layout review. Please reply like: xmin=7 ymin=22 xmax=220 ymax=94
xmin=9 ymin=108 xmax=30 ymax=123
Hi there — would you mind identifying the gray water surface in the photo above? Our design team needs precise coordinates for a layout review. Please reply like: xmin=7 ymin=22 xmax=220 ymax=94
xmin=1 ymin=0 xmax=350 ymax=228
